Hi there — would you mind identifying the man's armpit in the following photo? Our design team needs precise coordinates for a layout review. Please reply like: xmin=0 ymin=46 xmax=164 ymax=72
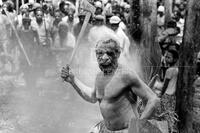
xmin=122 ymin=72 xmax=140 ymax=88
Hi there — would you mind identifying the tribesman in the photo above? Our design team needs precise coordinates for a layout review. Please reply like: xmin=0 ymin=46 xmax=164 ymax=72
xmin=17 ymin=17 xmax=39 ymax=87
xmin=61 ymin=37 xmax=160 ymax=133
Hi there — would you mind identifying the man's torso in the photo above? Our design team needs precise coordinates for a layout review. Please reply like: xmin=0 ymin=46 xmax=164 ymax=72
xmin=95 ymin=68 xmax=138 ymax=131
xmin=31 ymin=20 xmax=51 ymax=46
xmin=0 ymin=15 xmax=9 ymax=41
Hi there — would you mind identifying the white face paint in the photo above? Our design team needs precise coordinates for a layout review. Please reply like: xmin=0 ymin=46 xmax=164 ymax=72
xmin=95 ymin=39 xmax=121 ymax=74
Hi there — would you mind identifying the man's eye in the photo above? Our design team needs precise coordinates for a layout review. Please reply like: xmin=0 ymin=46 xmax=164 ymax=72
xmin=96 ymin=51 xmax=103 ymax=55
xmin=107 ymin=52 xmax=114 ymax=56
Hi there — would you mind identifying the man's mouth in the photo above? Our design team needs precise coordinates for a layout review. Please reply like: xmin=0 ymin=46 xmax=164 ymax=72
xmin=99 ymin=60 xmax=111 ymax=66
xmin=100 ymin=64 xmax=111 ymax=69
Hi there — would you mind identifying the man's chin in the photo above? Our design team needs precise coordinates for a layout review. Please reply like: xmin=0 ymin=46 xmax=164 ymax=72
xmin=99 ymin=65 xmax=114 ymax=74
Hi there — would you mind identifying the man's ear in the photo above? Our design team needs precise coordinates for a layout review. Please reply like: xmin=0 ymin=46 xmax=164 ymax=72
xmin=173 ymin=57 xmax=179 ymax=64
xmin=116 ymin=50 xmax=121 ymax=58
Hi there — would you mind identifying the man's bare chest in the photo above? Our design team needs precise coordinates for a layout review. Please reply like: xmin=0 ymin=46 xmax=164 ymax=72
xmin=96 ymin=74 xmax=129 ymax=99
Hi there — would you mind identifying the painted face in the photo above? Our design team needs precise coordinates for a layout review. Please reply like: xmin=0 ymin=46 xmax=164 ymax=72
xmin=95 ymin=7 xmax=103 ymax=15
xmin=54 ymin=11 xmax=62 ymax=22
xmin=110 ymin=23 xmax=119 ymax=31
xmin=21 ymin=8 xmax=28 ymax=15
xmin=36 ymin=10 xmax=44 ymax=23
xmin=68 ymin=10 xmax=74 ymax=21
xmin=23 ymin=20 xmax=31 ymax=30
xmin=165 ymin=51 xmax=174 ymax=65
xmin=179 ymin=4 xmax=184 ymax=10
xmin=96 ymin=40 xmax=120 ymax=74
xmin=63 ymin=4 xmax=69 ymax=15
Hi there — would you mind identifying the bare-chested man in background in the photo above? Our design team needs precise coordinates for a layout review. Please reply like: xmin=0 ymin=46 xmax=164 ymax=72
xmin=61 ymin=38 xmax=159 ymax=133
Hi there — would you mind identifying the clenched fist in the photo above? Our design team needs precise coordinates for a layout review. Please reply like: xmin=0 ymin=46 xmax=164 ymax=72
xmin=61 ymin=65 xmax=75 ymax=83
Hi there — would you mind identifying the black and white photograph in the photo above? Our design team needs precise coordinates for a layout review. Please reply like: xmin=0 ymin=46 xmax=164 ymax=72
xmin=0 ymin=0 xmax=199 ymax=133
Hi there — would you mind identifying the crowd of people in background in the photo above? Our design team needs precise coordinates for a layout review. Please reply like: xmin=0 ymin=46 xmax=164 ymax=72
xmin=154 ymin=0 xmax=187 ymax=132
xmin=0 ymin=0 xmax=132 ymax=86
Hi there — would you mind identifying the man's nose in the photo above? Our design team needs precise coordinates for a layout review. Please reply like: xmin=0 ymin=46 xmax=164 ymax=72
xmin=102 ymin=54 xmax=109 ymax=60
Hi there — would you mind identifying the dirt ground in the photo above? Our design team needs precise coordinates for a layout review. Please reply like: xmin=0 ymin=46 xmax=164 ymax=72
xmin=0 ymin=74 xmax=101 ymax=133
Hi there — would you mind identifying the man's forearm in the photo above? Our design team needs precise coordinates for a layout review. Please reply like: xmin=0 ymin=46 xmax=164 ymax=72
xmin=140 ymin=97 xmax=160 ymax=119
xmin=70 ymin=77 xmax=97 ymax=103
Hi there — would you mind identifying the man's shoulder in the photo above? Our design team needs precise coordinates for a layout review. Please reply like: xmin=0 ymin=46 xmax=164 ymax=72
xmin=62 ymin=16 xmax=68 ymax=22
xmin=166 ymin=66 xmax=178 ymax=74
xmin=30 ymin=20 xmax=37 ymax=27
xmin=117 ymin=65 xmax=138 ymax=82
xmin=116 ymin=27 xmax=126 ymax=35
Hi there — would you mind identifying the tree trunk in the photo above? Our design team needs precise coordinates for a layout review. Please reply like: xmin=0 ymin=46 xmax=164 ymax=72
xmin=129 ymin=0 xmax=142 ymax=43
xmin=164 ymin=0 xmax=173 ymax=25
xmin=140 ymin=0 xmax=161 ymax=82
xmin=176 ymin=0 xmax=200 ymax=132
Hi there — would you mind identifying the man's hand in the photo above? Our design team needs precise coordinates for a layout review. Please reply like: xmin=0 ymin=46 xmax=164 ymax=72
xmin=61 ymin=65 xmax=74 ymax=83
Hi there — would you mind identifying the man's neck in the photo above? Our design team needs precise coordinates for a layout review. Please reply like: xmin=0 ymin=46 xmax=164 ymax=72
xmin=114 ymin=28 xmax=119 ymax=32
xmin=53 ymin=20 xmax=60 ymax=27
xmin=23 ymin=27 xmax=30 ymax=31
xmin=103 ymin=70 xmax=115 ymax=76
xmin=168 ymin=62 xmax=177 ymax=67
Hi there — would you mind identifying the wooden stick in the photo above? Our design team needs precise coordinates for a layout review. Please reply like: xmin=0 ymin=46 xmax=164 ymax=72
xmin=16 ymin=0 xmax=19 ymax=15
xmin=128 ymin=118 xmax=139 ymax=133
xmin=68 ymin=0 xmax=96 ymax=65
xmin=4 ymin=9 xmax=32 ymax=66
xmin=68 ymin=12 xmax=91 ymax=64
xmin=164 ymin=0 xmax=173 ymax=25
xmin=22 ymin=0 xmax=25 ymax=5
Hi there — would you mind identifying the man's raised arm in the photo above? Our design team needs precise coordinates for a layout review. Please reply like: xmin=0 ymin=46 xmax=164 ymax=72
xmin=61 ymin=65 xmax=97 ymax=103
